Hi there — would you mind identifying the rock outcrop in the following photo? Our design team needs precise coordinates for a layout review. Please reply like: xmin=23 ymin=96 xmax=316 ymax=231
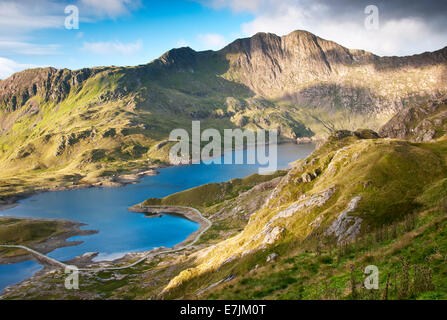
xmin=0 ymin=67 xmax=103 ymax=112
xmin=325 ymin=196 xmax=363 ymax=243
xmin=379 ymin=96 xmax=447 ymax=141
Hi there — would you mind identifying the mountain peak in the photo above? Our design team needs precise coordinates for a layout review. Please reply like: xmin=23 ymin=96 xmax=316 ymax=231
xmin=155 ymin=47 xmax=199 ymax=69
xmin=218 ymin=29 xmax=361 ymax=95
xmin=221 ymin=29 xmax=322 ymax=53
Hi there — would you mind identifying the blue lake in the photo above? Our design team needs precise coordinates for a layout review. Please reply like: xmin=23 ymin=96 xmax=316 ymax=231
xmin=0 ymin=143 xmax=314 ymax=293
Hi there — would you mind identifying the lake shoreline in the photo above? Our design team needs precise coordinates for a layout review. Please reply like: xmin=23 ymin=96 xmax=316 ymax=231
xmin=0 ymin=169 xmax=212 ymax=279
xmin=0 ymin=142 xmax=314 ymax=296
xmin=128 ymin=205 xmax=210 ymax=250
xmin=0 ymin=141 xmax=313 ymax=267
xmin=0 ymin=167 xmax=162 ymax=213
xmin=0 ymin=217 xmax=98 ymax=265
xmin=0 ymin=139 xmax=308 ymax=212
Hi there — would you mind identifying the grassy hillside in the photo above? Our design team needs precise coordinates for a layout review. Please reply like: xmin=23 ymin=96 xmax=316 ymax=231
xmin=204 ymin=200 xmax=447 ymax=300
xmin=0 ymin=217 xmax=93 ymax=261
xmin=0 ymin=218 xmax=68 ymax=244
xmin=142 ymin=171 xmax=287 ymax=212
xmin=157 ymin=132 xmax=447 ymax=299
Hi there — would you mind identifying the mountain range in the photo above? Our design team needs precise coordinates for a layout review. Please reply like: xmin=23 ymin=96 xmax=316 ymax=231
xmin=1 ymin=29 xmax=447 ymax=199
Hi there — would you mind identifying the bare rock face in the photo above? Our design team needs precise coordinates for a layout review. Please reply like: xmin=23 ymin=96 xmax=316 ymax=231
xmin=301 ymin=172 xmax=315 ymax=183
xmin=266 ymin=253 xmax=278 ymax=263
xmin=325 ymin=196 xmax=363 ymax=243
xmin=0 ymin=67 xmax=102 ymax=112
xmin=379 ymin=107 xmax=421 ymax=139
xmin=220 ymin=30 xmax=447 ymax=117
xmin=266 ymin=186 xmax=336 ymax=226
xmin=379 ymin=96 xmax=447 ymax=141
xmin=251 ymin=186 xmax=337 ymax=249
xmin=262 ymin=227 xmax=285 ymax=246
xmin=221 ymin=30 xmax=373 ymax=95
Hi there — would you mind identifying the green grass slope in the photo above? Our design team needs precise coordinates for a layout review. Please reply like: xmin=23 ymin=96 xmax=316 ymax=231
xmin=0 ymin=217 xmax=90 ymax=261
xmin=142 ymin=171 xmax=287 ymax=211
xmin=158 ymin=132 xmax=447 ymax=299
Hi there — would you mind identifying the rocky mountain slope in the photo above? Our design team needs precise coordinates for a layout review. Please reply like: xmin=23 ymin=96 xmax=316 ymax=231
xmin=222 ymin=31 xmax=447 ymax=114
xmin=158 ymin=129 xmax=447 ymax=298
xmin=146 ymin=101 xmax=447 ymax=300
xmin=379 ymin=95 xmax=447 ymax=142
xmin=1 ymin=30 xmax=447 ymax=200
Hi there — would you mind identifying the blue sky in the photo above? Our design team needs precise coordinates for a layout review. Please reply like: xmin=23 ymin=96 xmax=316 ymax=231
xmin=0 ymin=0 xmax=253 ymax=77
xmin=31 ymin=1 xmax=252 ymax=69
xmin=1 ymin=0 xmax=447 ymax=79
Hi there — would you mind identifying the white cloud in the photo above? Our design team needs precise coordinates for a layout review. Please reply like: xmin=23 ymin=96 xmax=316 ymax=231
xmin=0 ymin=1 xmax=65 ymax=33
xmin=0 ymin=40 xmax=60 ymax=55
xmin=197 ymin=33 xmax=227 ymax=50
xmin=81 ymin=39 xmax=142 ymax=55
xmin=317 ymin=18 xmax=445 ymax=57
xmin=0 ymin=0 xmax=141 ymax=33
xmin=0 ymin=0 xmax=142 ymax=54
xmin=0 ymin=57 xmax=38 ymax=79
xmin=200 ymin=0 xmax=265 ymax=13
xmin=80 ymin=0 xmax=141 ymax=18
xmin=241 ymin=7 xmax=446 ymax=56
xmin=240 ymin=3 xmax=312 ymax=36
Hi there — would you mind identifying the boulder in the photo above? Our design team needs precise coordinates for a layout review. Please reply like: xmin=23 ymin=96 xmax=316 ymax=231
xmin=266 ymin=253 xmax=278 ymax=263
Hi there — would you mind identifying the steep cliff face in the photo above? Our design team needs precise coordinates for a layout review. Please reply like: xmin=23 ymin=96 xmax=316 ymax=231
xmin=219 ymin=30 xmax=447 ymax=117
xmin=0 ymin=67 xmax=104 ymax=112
xmin=379 ymin=95 xmax=447 ymax=141
xmin=220 ymin=31 xmax=373 ymax=94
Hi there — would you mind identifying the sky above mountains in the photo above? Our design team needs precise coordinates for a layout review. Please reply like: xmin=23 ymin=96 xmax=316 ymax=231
xmin=0 ymin=0 xmax=446 ymax=79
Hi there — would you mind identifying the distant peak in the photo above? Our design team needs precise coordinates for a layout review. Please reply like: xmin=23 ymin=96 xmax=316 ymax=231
xmin=156 ymin=46 xmax=199 ymax=68
xmin=251 ymin=31 xmax=278 ymax=38
xmin=172 ymin=46 xmax=195 ymax=52
xmin=221 ymin=29 xmax=323 ymax=54
xmin=285 ymin=29 xmax=316 ymax=37
xmin=161 ymin=46 xmax=196 ymax=58
xmin=247 ymin=30 xmax=318 ymax=41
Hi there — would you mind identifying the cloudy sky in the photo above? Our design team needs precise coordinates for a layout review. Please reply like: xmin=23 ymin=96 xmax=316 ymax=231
xmin=0 ymin=0 xmax=446 ymax=79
